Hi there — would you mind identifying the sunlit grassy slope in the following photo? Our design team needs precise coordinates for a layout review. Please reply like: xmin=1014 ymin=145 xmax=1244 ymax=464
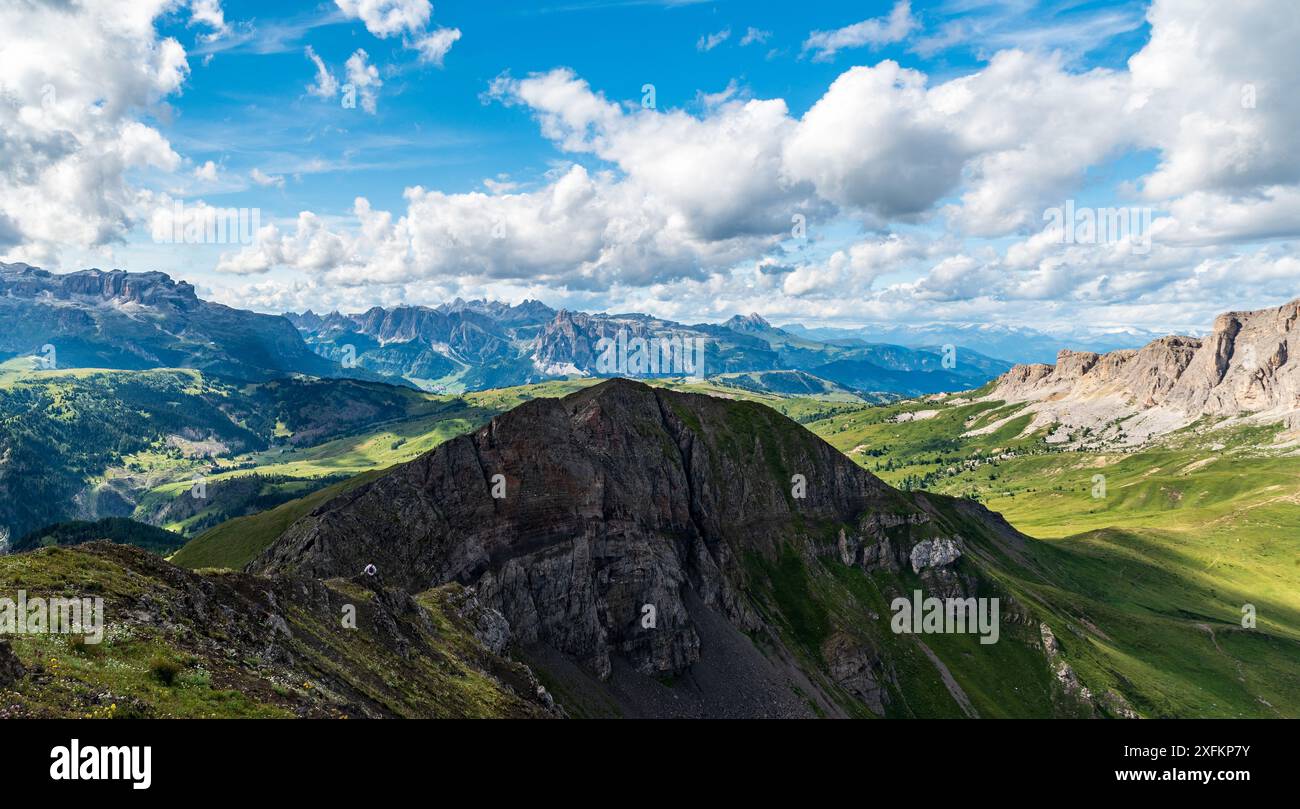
xmin=806 ymin=393 xmax=1300 ymax=717
xmin=168 ymin=469 xmax=390 ymax=570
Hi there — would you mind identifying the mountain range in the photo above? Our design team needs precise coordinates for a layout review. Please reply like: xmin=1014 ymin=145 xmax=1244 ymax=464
xmin=288 ymin=301 xmax=1011 ymax=395
xmin=783 ymin=321 xmax=1163 ymax=366
xmin=3 ymin=286 xmax=1300 ymax=717
xmin=0 ymin=262 xmax=1020 ymax=396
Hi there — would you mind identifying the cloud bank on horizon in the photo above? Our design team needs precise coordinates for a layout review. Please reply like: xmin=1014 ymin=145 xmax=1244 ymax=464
xmin=0 ymin=0 xmax=1297 ymax=336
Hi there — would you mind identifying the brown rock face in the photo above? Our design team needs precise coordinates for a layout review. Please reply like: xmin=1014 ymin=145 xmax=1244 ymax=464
xmin=985 ymin=297 xmax=1300 ymax=440
xmin=251 ymin=380 xmax=1003 ymax=713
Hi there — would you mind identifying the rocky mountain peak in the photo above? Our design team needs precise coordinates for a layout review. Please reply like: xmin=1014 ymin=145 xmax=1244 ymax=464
xmin=724 ymin=312 xmax=773 ymax=332
xmin=985 ymin=296 xmax=1300 ymax=445
xmin=250 ymin=379 xmax=1026 ymax=716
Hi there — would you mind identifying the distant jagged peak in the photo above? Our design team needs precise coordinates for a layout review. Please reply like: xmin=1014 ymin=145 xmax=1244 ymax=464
xmin=291 ymin=297 xmax=556 ymax=325
xmin=285 ymin=309 xmax=325 ymax=330
xmin=723 ymin=312 xmax=773 ymax=332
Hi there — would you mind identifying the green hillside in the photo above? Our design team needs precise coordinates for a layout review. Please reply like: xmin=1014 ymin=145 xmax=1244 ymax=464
xmin=0 ymin=363 xmax=483 ymax=544
xmin=0 ymin=543 xmax=555 ymax=718
xmin=170 ymin=468 xmax=390 ymax=570
xmin=13 ymin=518 xmax=186 ymax=555
xmin=805 ymin=393 xmax=1300 ymax=717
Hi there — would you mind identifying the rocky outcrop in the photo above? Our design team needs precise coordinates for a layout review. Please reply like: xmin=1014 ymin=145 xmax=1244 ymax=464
xmin=0 ymin=264 xmax=199 ymax=309
xmin=824 ymin=633 xmax=888 ymax=715
xmin=1040 ymin=622 xmax=1138 ymax=718
xmin=443 ymin=584 xmax=513 ymax=656
xmin=982 ymin=297 xmax=1300 ymax=445
xmin=909 ymin=536 xmax=963 ymax=573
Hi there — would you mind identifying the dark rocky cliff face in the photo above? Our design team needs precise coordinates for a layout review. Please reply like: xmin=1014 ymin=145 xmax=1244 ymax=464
xmin=252 ymin=380 xmax=1070 ymax=717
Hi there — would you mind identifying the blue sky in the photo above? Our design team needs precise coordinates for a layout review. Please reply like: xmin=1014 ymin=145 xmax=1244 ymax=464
xmin=162 ymin=1 xmax=1146 ymax=212
xmin=2 ymin=1 xmax=1298 ymax=337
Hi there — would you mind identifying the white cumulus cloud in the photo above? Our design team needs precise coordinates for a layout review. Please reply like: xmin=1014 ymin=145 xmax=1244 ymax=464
xmin=802 ymin=1 xmax=918 ymax=62
xmin=413 ymin=27 xmax=461 ymax=67
xmin=335 ymin=0 xmax=430 ymax=38
xmin=304 ymin=45 xmax=339 ymax=98
xmin=345 ymin=49 xmax=382 ymax=114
